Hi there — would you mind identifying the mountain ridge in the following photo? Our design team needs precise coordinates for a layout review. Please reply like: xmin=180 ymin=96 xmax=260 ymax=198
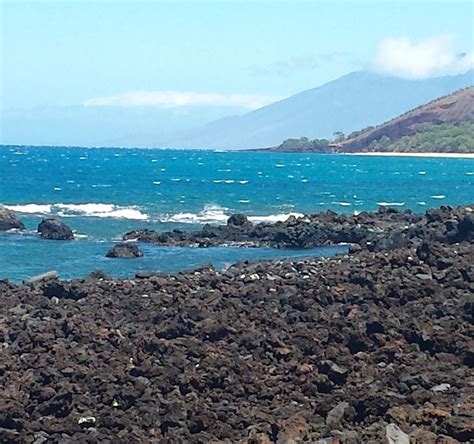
xmin=165 ymin=70 xmax=474 ymax=149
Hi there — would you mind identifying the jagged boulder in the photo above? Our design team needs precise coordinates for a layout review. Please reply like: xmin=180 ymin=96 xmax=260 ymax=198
xmin=227 ymin=213 xmax=251 ymax=227
xmin=0 ymin=207 xmax=25 ymax=231
xmin=106 ymin=242 xmax=144 ymax=258
xmin=38 ymin=218 xmax=74 ymax=240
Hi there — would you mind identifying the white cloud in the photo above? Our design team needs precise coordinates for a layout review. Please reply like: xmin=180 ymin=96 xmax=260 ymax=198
xmin=373 ymin=35 xmax=474 ymax=79
xmin=83 ymin=91 xmax=281 ymax=110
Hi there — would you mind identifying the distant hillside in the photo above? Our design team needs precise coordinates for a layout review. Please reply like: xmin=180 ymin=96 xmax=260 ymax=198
xmin=167 ymin=70 xmax=474 ymax=149
xmin=339 ymin=87 xmax=474 ymax=153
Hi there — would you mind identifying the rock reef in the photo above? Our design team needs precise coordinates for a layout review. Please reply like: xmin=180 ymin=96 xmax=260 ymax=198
xmin=124 ymin=204 xmax=474 ymax=251
xmin=0 ymin=205 xmax=473 ymax=442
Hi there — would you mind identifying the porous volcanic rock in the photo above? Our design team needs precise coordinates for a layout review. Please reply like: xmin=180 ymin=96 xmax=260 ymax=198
xmin=0 ymin=232 xmax=472 ymax=442
xmin=0 ymin=206 xmax=25 ymax=231
xmin=37 ymin=217 xmax=74 ymax=240
xmin=106 ymin=242 xmax=144 ymax=258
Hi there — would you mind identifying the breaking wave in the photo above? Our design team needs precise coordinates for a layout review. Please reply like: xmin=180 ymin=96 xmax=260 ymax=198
xmin=4 ymin=203 xmax=148 ymax=220
xmin=159 ymin=204 xmax=303 ymax=225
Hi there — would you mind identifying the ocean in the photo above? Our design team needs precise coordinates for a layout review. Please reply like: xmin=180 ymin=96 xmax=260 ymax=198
xmin=1 ymin=146 xmax=473 ymax=281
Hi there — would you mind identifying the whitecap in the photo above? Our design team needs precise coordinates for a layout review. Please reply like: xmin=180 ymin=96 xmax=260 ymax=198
xmin=55 ymin=203 xmax=149 ymax=220
xmin=417 ymin=201 xmax=426 ymax=206
xmin=300 ymin=179 xmax=308 ymax=183
xmin=418 ymin=171 xmax=427 ymax=175
xmin=53 ymin=187 xmax=62 ymax=191
xmin=466 ymin=172 xmax=474 ymax=176
xmin=161 ymin=204 xmax=229 ymax=224
xmin=153 ymin=181 xmax=161 ymax=185
xmin=431 ymin=195 xmax=446 ymax=199
xmin=377 ymin=202 xmax=405 ymax=206
xmin=275 ymin=164 xmax=285 ymax=168
xmin=249 ymin=213 xmax=304 ymax=223
xmin=213 ymin=180 xmax=223 ymax=183
xmin=4 ymin=204 xmax=52 ymax=214
xmin=336 ymin=202 xmax=352 ymax=207
xmin=224 ymin=180 xmax=235 ymax=184
xmin=239 ymin=200 xmax=251 ymax=204
xmin=171 ymin=178 xmax=181 ymax=182
xmin=239 ymin=180 xmax=249 ymax=184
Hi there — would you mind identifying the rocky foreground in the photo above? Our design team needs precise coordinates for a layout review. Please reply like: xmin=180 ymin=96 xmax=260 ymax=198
xmin=1 ymin=206 xmax=473 ymax=442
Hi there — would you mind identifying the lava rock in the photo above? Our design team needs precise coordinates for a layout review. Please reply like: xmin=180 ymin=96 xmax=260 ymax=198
xmin=0 ymin=207 xmax=25 ymax=231
xmin=106 ymin=242 xmax=144 ymax=258
xmin=38 ymin=218 xmax=74 ymax=240
xmin=227 ymin=213 xmax=251 ymax=226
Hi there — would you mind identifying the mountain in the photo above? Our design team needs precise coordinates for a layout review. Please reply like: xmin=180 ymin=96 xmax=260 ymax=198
xmin=168 ymin=70 xmax=474 ymax=149
xmin=338 ymin=87 xmax=474 ymax=152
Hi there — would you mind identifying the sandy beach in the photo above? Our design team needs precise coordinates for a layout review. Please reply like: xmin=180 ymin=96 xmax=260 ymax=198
xmin=347 ymin=151 xmax=474 ymax=159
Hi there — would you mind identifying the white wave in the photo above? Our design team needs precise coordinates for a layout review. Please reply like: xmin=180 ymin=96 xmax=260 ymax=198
xmin=4 ymin=202 xmax=148 ymax=220
xmin=248 ymin=213 xmax=304 ymax=223
xmin=160 ymin=204 xmax=304 ymax=225
xmin=377 ymin=202 xmax=405 ymax=206
xmin=466 ymin=172 xmax=474 ymax=176
xmin=336 ymin=202 xmax=352 ymax=207
xmin=4 ymin=204 xmax=52 ymax=214
xmin=431 ymin=195 xmax=446 ymax=199
xmin=55 ymin=203 xmax=149 ymax=220
xmin=275 ymin=164 xmax=285 ymax=168
xmin=224 ymin=180 xmax=234 ymax=184
xmin=161 ymin=204 xmax=229 ymax=224
xmin=239 ymin=180 xmax=249 ymax=184
xmin=417 ymin=201 xmax=427 ymax=206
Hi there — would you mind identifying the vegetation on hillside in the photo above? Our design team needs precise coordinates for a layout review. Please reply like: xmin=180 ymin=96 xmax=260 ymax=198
xmin=274 ymin=121 xmax=474 ymax=153
xmin=276 ymin=137 xmax=331 ymax=152
xmin=368 ymin=122 xmax=474 ymax=153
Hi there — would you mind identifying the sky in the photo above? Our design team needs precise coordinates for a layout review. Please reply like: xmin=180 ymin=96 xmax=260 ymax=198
xmin=0 ymin=0 xmax=473 ymax=145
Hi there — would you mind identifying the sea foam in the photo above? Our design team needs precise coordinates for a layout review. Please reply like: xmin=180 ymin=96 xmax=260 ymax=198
xmin=4 ymin=203 xmax=148 ymax=220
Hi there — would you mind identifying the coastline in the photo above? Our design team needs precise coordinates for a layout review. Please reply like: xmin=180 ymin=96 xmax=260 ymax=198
xmin=346 ymin=151 xmax=474 ymax=159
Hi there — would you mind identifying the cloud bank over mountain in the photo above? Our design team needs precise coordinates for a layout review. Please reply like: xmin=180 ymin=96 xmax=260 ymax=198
xmin=373 ymin=35 xmax=474 ymax=79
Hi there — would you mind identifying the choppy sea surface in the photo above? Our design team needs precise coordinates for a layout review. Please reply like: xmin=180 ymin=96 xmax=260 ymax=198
xmin=1 ymin=146 xmax=473 ymax=281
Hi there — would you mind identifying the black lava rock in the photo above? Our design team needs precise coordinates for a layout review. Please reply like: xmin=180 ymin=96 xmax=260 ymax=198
xmin=38 ymin=218 xmax=74 ymax=240
xmin=106 ymin=242 xmax=144 ymax=258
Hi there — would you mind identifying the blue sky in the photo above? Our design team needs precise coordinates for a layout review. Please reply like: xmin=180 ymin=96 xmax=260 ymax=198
xmin=1 ymin=0 xmax=473 ymax=145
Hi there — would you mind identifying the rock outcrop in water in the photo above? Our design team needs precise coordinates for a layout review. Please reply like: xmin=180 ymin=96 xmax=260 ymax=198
xmin=0 ymin=206 xmax=473 ymax=442
xmin=0 ymin=207 xmax=25 ymax=231
xmin=37 ymin=217 xmax=74 ymax=240
xmin=123 ymin=204 xmax=473 ymax=251
xmin=106 ymin=242 xmax=144 ymax=258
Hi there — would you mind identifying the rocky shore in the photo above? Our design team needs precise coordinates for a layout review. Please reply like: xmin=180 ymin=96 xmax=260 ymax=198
xmin=0 ymin=205 xmax=473 ymax=442
xmin=123 ymin=205 xmax=474 ymax=252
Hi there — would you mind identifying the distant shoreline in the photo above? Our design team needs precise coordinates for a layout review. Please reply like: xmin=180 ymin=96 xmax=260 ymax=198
xmin=346 ymin=151 xmax=474 ymax=159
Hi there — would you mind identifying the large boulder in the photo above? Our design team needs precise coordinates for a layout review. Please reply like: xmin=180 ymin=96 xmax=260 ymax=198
xmin=0 ymin=207 xmax=25 ymax=231
xmin=227 ymin=213 xmax=251 ymax=227
xmin=106 ymin=242 xmax=144 ymax=258
xmin=38 ymin=218 xmax=74 ymax=240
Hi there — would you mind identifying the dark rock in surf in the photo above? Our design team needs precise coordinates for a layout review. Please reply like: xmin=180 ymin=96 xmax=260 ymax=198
xmin=0 ymin=206 xmax=25 ymax=231
xmin=106 ymin=242 xmax=144 ymax=258
xmin=38 ymin=218 xmax=74 ymax=240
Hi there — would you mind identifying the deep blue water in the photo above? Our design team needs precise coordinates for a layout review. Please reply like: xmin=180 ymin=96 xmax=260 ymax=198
xmin=1 ymin=146 xmax=473 ymax=281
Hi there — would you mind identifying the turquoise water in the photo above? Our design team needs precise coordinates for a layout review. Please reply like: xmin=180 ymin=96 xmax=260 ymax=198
xmin=1 ymin=146 xmax=473 ymax=280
